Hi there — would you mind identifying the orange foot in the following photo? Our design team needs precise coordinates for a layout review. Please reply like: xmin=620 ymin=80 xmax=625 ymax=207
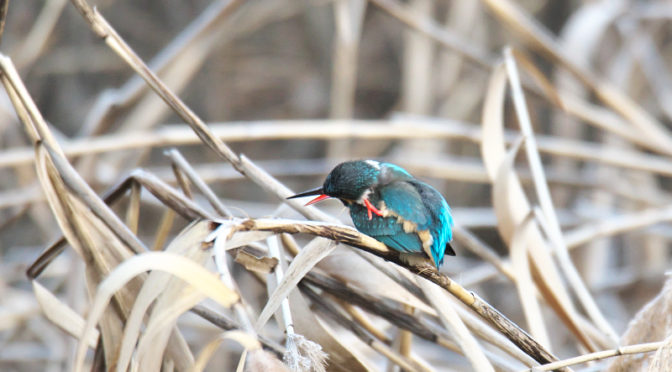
xmin=363 ymin=199 xmax=384 ymax=220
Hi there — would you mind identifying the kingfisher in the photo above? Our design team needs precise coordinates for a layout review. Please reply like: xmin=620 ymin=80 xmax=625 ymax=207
xmin=288 ymin=160 xmax=454 ymax=268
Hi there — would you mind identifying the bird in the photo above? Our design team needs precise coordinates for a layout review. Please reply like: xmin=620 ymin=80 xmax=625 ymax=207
xmin=288 ymin=160 xmax=454 ymax=268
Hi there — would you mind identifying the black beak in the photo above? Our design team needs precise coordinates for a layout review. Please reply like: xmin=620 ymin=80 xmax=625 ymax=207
xmin=287 ymin=187 xmax=331 ymax=206
xmin=287 ymin=187 xmax=324 ymax=199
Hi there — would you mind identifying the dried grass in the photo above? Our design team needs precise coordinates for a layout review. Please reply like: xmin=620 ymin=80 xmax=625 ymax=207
xmin=3 ymin=0 xmax=672 ymax=371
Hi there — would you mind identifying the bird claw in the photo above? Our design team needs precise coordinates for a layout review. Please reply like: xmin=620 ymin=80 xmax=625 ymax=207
xmin=363 ymin=199 xmax=384 ymax=220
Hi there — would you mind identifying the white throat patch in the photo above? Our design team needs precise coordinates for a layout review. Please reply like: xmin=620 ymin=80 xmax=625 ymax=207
xmin=365 ymin=160 xmax=381 ymax=170
xmin=358 ymin=188 xmax=373 ymax=204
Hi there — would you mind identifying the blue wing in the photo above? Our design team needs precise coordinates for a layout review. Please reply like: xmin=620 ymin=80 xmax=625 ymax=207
xmin=381 ymin=180 xmax=454 ymax=266
xmin=348 ymin=179 xmax=454 ymax=267
xmin=379 ymin=181 xmax=429 ymax=228
xmin=349 ymin=204 xmax=424 ymax=253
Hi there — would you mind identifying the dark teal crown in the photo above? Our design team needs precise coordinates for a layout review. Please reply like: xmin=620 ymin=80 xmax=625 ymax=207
xmin=323 ymin=161 xmax=380 ymax=201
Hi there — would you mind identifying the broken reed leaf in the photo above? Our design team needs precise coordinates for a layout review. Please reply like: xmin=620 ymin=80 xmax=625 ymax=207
xmin=205 ymin=223 xmax=275 ymax=251
xmin=266 ymin=235 xmax=297 ymax=345
xmin=73 ymin=251 xmax=239 ymax=372
xmin=235 ymin=249 xmax=279 ymax=274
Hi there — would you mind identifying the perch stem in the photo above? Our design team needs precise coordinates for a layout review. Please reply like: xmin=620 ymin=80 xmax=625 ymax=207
xmin=232 ymin=218 xmax=560 ymax=366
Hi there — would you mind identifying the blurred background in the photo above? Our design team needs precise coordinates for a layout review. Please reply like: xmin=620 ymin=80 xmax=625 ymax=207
xmin=2 ymin=0 xmax=672 ymax=371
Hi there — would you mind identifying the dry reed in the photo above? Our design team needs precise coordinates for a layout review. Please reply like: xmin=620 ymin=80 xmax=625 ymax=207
xmin=2 ymin=1 xmax=672 ymax=371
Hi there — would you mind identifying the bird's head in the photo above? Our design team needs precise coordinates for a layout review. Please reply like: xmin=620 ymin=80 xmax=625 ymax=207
xmin=288 ymin=160 xmax=412 ymax=207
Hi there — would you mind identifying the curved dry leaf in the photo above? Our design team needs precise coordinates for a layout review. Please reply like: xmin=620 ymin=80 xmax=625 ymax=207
xmin=481 ymin=63 xmax=508 ymax=182
xmin=135 ymin=287 xmax=204 ymax=371
xmin=73 ymin=252 xmax=239 ymax=372
xmin=505 ymin=48 xmax=618 ymax=346
xmin=116 ymin=221 xmax=214 ymax=372
xmin=255 ymin=237 xmax=337 ymax=331
xmin=482 ymin=63 xmax=593 ymax=351
xmin=235 ymin=250 xmax=278 ymax=274
xmin=491 ymin=135 xmax=525 ymax=244
xmin=510 ymin=213 xmax=550 ymax=349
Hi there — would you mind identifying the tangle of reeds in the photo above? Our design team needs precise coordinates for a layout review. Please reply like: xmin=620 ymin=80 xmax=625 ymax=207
xmin=2 ymin=1 xmax=672 ymax=371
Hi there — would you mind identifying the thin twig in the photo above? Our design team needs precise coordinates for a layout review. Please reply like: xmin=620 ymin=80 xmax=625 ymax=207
xmin=526 ymin=340 xmax=665 ymax=371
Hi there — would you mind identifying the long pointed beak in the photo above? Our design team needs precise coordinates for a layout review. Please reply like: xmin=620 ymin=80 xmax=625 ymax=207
xmin=287 ymin=187 xmax=331 ymax=206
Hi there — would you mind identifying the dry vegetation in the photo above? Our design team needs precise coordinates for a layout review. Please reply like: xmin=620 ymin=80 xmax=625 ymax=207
xmin=3 ymin=0 xmax=672 ymax=371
